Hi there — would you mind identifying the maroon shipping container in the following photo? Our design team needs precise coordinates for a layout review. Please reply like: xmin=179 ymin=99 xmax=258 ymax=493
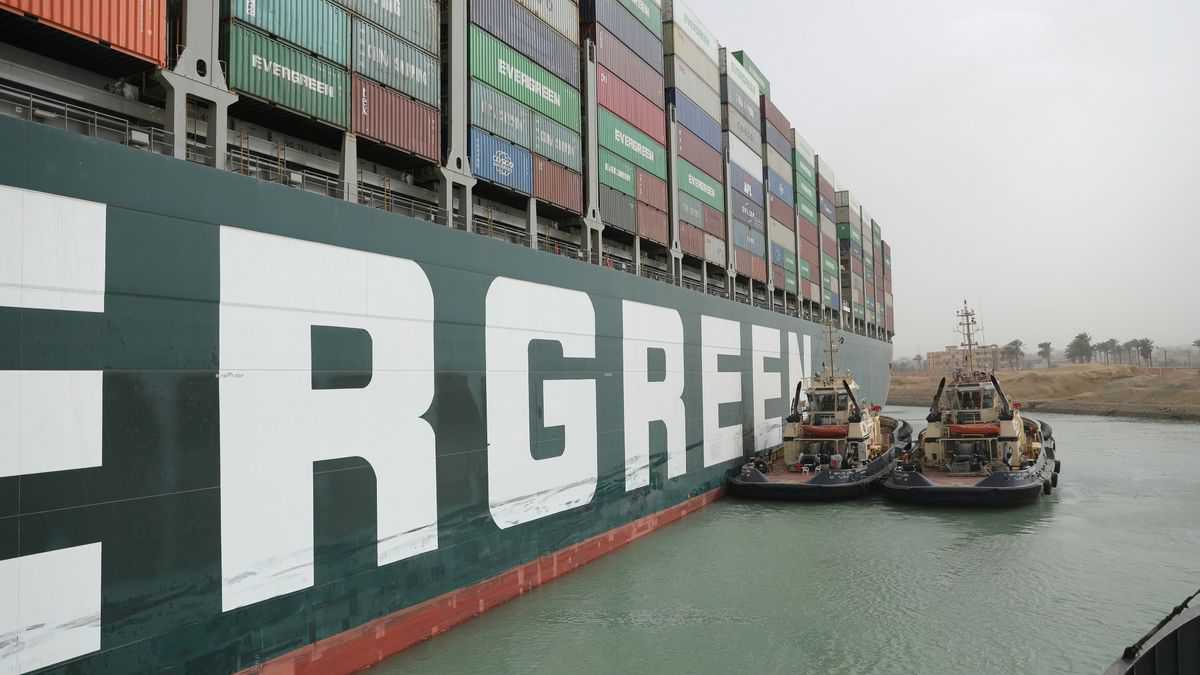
xmin=797 ymin=213 xmax=818 ymax=243
xmin=703 ymin=204 xmax=724 ymax=238
xmin=822 ymin=234 xmax=838 ymax=256
xmin=637 ymin=203 xmax=669 ymax=245
xmin=677 ymin=126 xmax=723 ymax=181
xmin=679 ymin=222 xmax=705 ymax=257
xmin=884 ymin=278 xmax=892 ymax=293
xmin=598 ymin=65 xmax=666 ymax=145
xmin=804 ymin=281 xmax=818 ymax=301
xmin=635 ymin=169 xmax=668 ymax=211
xmin=751 ymin=255 xmax=767 ymax=282
xmin=588 ymin=24 xmax=665 ymax=110
xmin=771 ymin=263 xmax=786 ymax=287
xmin=818 ymin=175 xmax=835 ymax=201
xmin=534 ymin=154 xmax=583 ymax=214
xmin=352 ymin=75 xmax=440 ymax=162
xmin=851 ymin=257 xmax=863 ymax=275
xmin=734 ymin=247 xmax=752 ymax=277
xmin=865 ymin=281 xmax=875 ymax=297
xmin=768 ymin=194 xmax=794 ymax=230
xmin=761 ymin=96 xmax=791 ymax=139
xmin=0 ymin=0 xmax=167 ymax=66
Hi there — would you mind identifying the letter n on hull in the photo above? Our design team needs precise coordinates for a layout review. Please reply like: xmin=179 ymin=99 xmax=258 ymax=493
xmin=218 ymin=227 xmax=437 ymax=612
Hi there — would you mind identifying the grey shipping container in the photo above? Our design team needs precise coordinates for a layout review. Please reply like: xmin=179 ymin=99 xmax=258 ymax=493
xmin=764 ymin=122 xmax=791 ymax=162
xmin=471 ymin=126 xmax=533 ymax=194
xmin=662 ymin=0 xmax=720 ymax=64
xmin=730 ymin=190 xmax=764 ymax=227
xmin=765 ymin=145 xmax=790 ymax=181
xmin=676 ymin=189 xmax=704 ymax=227
xmin=599 ymin=185 xmax=636 ymax=233
xmin=471 ymin=79 xmax=532 ymax=147
xmin=662 ymin=22 xmax=719 ymax=85
xmin=704 ymin=232 xmax=727 ymax=265
xmin=721 ymin=76 xmax=759 ymax=131
xmin=531 ymin=112 xmax=582 ymax=172
xmin=352 ymin=18 xmax=439 ymax=107
xmin=664 ymin=55 xmax=720 ymax=120
xmin=724 ymin=106 xmax=761 ymax=152
xmin=471 ymin=0 xmax=580 ymax=89
xmin=336 ymin=0 xmax=439 ymax=56
xmin=582 ymin=0 xmax=663 ymax=75
xmin=226 ymin=0 xmax=350 ymax=66
xmin=514 ymin=0 xmax=580 ymax=44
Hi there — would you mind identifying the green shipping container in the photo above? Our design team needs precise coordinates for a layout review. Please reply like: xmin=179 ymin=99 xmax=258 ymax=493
xmin=676 ymin=190 xmax=704 ymax=226
xmin=822 ymin=254 xmax=838 ymax=276
xmin=226 ymin=23 xmax=349 ymax=128
xmin=470 ymin=26 xmax=580 ymax=132
xmin=337 ymin=0 xmax=439 ymax=56
xmin=619 ymin=0 xmax=662 ymax=38
xmin=793 ymin=150 xmax=814 ymax=184
xmin=733 ymin=50 xmax=770 ymax=98
xmin=784 ymin=270 xmax=798 ymax=294
xmin=795 ymin=178 xmax=816 ymax=204
xmin=599 ymin=108 xmax=666 ymax=178
xmin=799 ymin=258 xmax=812 ymax=280
xmin=227 ymin=0 xmax=349 ymax=66
xmin=676 ymin=158 xmax=723 ymax=210
xmin=599 ymin=148 xmax=636 ymax=197
xmin=532 ymin=113 xmax=582 ymax=173
xmin=782 ymin=249 xmax=797 ymax=272
xmin=353 ymin=19 xmax=439 ymax=107
xmin=797 ymin=199 xmax=817 ymax=224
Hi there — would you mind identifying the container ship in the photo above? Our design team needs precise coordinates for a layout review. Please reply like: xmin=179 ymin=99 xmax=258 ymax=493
xmin=0 ymin=0 xmax=896 ymax=672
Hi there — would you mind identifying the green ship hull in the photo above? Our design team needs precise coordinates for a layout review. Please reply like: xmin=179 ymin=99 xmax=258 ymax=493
xmin=0 ymin=117 xmax=891 ymax=674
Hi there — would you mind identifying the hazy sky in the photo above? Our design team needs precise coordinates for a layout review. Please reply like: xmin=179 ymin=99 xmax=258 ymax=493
xmin=688 ymin=0 xmax=1200 ymax=357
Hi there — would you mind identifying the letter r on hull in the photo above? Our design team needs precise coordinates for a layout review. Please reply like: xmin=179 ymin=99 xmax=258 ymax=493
xmin=218 ymin=227 xmax=437 ymax=612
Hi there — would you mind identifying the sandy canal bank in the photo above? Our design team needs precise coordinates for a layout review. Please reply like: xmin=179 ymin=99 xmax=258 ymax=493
xmin=888 ymin=365 xmax=1200 ymax=422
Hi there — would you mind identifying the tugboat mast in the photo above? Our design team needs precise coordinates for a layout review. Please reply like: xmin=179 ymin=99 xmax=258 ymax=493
xmin=824 ymin=319 xmax=840 ymax=379
xmin=957 ymin=301 xmax=980 ymax=374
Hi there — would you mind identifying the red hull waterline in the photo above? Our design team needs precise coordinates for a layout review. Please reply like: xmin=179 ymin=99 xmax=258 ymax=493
xmin=239 ymin=488 xmax=725 ymax=675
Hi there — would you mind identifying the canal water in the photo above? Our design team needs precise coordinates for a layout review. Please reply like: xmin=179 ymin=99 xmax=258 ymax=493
xmin=371 ymin=407 xmax=1200 ymax=675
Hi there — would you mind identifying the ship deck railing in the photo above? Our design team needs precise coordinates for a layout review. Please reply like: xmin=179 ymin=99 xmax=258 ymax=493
xmin=0 ymin=79 xmax=896 ymax=338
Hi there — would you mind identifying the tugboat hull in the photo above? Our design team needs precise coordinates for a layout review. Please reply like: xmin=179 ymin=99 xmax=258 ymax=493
xmin=727 ymin=452 xmax=896 ymax=502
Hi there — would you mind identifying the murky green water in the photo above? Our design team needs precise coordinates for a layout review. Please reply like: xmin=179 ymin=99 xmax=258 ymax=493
xmin=371 ymin=408 xmax=1200 ymax=675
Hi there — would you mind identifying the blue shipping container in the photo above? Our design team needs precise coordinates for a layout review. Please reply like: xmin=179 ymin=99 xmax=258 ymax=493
xmin=470 ymin=126 xmax=533 ymax=194
xmin=728 ymin=162 xmax=764 ymax=204
xmin=733 ymin=220 xmax=763 ymax=251
xmin=767 ymin=167 xmax=794 ymax=204
xmin=668 ymin=88 xmax=721 ymax=153
xmin=830 ymin=293 xmax=841 ymax=309
xmin=764 ymin=123 xmax=791 ymax=160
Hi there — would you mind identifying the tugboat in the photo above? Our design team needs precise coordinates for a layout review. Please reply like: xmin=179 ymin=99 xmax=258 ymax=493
xmin=729 ymin=322 xmax=911 ymax=501
xmin=882 ymin=303 xmax=1060 ymax=507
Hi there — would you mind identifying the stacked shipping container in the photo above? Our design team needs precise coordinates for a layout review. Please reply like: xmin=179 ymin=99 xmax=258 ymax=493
xmin=735 ymin=50 xmax=796 ymax=299
xmin=0 ymin=0 xmax=168 ymax=66
xmin=468 ymin=0 xmax=582 ymax=211
xmin=721 ymin=48 xmax=765 ymax=283
xmin=793 ymin=135 xmax=821 ymax=311
xmin=882 ymin=239 xmax=894 ymax=335
xmin=815 ymin=155 xmax=840 ymax=315
xmin=583 ymin=0 xmax=668 ymax=243
xmin=663 ymin=0 xmax=726 ymax=266
xmin=221 ymin=0 xmax=443 ymax=161
xmin=835 ymin=189 xmax=865 ymax=328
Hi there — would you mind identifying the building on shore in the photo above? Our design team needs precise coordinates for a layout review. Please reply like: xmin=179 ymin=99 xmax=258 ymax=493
xmin=926 ymin=344 xmax=1001 ymax=373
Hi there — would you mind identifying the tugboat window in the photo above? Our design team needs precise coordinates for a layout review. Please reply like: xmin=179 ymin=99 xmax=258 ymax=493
xmin=837 ymin=393 xmax=849 ymax=410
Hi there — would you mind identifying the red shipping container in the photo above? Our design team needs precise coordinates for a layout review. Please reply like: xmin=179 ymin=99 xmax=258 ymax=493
xmin=761 ymin=96 xmax=791 ymax=140
xmin=635 ymin=169 xmax=668 ymax=211
xmin=677 ymin=126 xmax=723 ymax=181
xmin=588 ymin=24 xmax=664 ymax=110
xmin=637 ymin=203 xmax=669 ymax=245
xmin=822 ymin=234 xmax=838 ymax=256
xmin=818 ymin=176 xmax=835 ymax=201
xmin=797 ymin=213 xmax=819 ymax=243
xmin=680 ymin=222 xmax=705 ymax=257
xmin=851 ymin=257 xmax=863 ymax=275
xmin=352 ymin=75 xmax=440 ymax=162
xmin=1 ymin=0 xmax=166 ymax=66
xmin=734 ymin=247 xmax=753 ymax=277
xmin=771 ymin=264 xmax=787 ymax=288
xmin=533 ymin=155 xmax=583 ymax=214
xmin=702 ymin=204 xmax=725 ymax=238
xmin=597 ymin=66 xmax=666 ymax=145
xmin=804 ymin=281 xmax=818 ymax=301
xmin=768 ymin=194 xmax=794 ymax=229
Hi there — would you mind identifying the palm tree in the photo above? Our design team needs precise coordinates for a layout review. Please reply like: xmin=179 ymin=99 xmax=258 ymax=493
xmin=914 ymin=353 xmax=924 ymax=371
xmin=1096 ymin=339 xmax=1119 ymax=365
xmin=1138 ymin=338 xmax=1155 ymax=367
xmin=1123 ymin=339 xmax=1141 ymax=366
xmin=1002 ymin=339 xmax=1025 ymax=369
xmin=1037 ymin=342 xmax=1052 ymax=368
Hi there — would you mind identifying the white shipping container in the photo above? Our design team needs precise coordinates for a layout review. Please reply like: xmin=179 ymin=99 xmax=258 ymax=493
xmin=726 ymin=132 xmax=760 ymax=177
xmin=662 ymin=0 xmax=719 ymax=64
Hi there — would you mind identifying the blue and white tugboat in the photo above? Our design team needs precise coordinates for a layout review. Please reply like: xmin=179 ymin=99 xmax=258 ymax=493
xmin=729 ymin=322 xmax=911 ymax=501
xmin=883 ymin=303 xmax=1060 ymax=507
